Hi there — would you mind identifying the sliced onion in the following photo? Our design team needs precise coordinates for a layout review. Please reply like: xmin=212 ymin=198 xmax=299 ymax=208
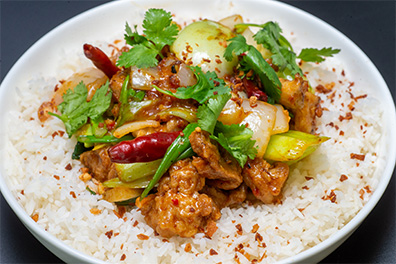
xmin=177 ymin=63 xmax=197 ymax=87
xmin=272 ymin=104 xmax=290 ymax=135
xmin=218 ymin=99 xmax=247 ymax=125
xmin=240 ymin=99 xmax=277 ymax=157
xmin=155 ymin=107 xmax=197 ymax=123
xmin=113 ymin=120 xmax=160 ymax=138
xmin=218 ymin=14 xmax=244 ymax=30
xmin=130 ymin=66 xmax=159 ymax=90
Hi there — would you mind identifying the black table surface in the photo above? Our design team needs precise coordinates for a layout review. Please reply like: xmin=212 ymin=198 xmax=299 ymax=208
xmin=1 ymin=1 xmax=395 ymax=263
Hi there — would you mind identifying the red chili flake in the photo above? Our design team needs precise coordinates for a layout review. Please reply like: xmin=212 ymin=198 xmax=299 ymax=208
xmin=120 ymin=254 xmax=126 ymax=261
xmin=339 ymin=112 xmax=353 ymax=122
xmin=98 ymin=122 xmax=104 ymax=128
xmin=53 ymin=175 xmax=60 ymax=180
xmin=339 ymin=130 xmax=345 ymax=136
xmin=132 ymin=220 xmax=139 ymax=227
xmin=322 ymin=190 xmax=337 ymax=203
xmin=58 ymin=130 xmax=65 ymax=137
xmin=235 ymin=224 xmax=243 ymax=235
xmin=251 ymin=224 xmax=259 ymax=233
xmin=51 ymin=131 xmax=59 ymax=138
xmin=65 ymin=163 xmax=72 ymax=170
xmin=359 ymin=189 xmax=365 ymax=200
xmin=114 ymin=232 xmax=119 ymax=237
xmin=298 ymin=208 xmax=305 ymax=213
xmin=340 ymin=174 xmax=348 ymax=182
xmin=184 ymin=243 xmax=192 ymax=252
xmin=210 ymin=249 xmax=218 ymax=255
xmin=302 ymin=186 xmax=309 ymax=190
xmin=341 ymin=70 xmax=345 ymax=76
xmin=70 ymin=191 xmax=76 ymax=198
xmin=350 ymin=153 xmax=365 ymax=161
xmin=255 ymin=232 xmax=263 ymax=242
xmin=20 ymin=190 xmax=25 ymax=195
xmin=348 ymin=101 xmax=356 ymax=111
xmin=316 ymin=84 xmax=332 ymax=94
xmin=137 ymin=233 xmax=149 ymax=240
xmin=171 ymin=198 xmax=179 ymax=206
xmin=202 ymin=58 xmax=211 ymax=63
xmin=105 ymin=230 xmax=113 ymax=239
xmin=364 ymin=185 xmax=372 ymax=193
xmin=31 ymin=213 xmax=39 ymax=222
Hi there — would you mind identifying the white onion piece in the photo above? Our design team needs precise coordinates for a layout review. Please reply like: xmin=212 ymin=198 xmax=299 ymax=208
xmin=272 ymin=104 xmax=290 ymax=135
xmin=130 ymin=66 xmax=159 ymax=90
xmin=171 ymin=20 xmax=238 ymax=78
xmin=177 ymin=63 xmax=196 ymax=87
xmin=218 ymin=14 xmax=243 ymax=30
xmin=240 ymin=100 xmax=277 ymax=157
xmin=53 ymin=67 xmax=107 ymax=105
xmin=113 ymin=120 xmax=160 ymax=138
xmin=218 ymin=99 xmax=246 ymax=125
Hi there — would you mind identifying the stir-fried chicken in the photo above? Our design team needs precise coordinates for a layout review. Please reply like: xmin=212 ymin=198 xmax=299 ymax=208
xmin=242 ymin=158 xmax=289 ymax=204
xmin=136 ymin=159 xmax=221 ymax=238
xmin=279 ymin=74 xmax=321 ymax=133
xmin=189 ymin=130 xmax=243 ymax=190
xmin=200 ymin=184 xmax=247 ymax=209
xmin=80 ymin=147 xmax=118 ymax=182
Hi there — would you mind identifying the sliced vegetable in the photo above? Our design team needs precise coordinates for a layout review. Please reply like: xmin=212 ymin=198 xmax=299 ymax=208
xmin=116 ymin=99 xmax=154 ymax=127
xmin=154 ymin=107 xmax=197 ymax=123
xmin=72 ymin=141 xmax=93 ymax=160
xmin=240 ymin=99 xmax=277 ymax=157
xmin=170 ymin=20 xmax=238 ymax=77
xmin=77 ymin=134 xmax=133 ymax=144
xmin=263 ymin=130 xmax=330 ymax=164
xmin=103 ymin=177 xmax=152 ymax=189
xmin=108 ymin=131 xmax=182 ymax=163
xmin=113 ymin=120 xmax=160 ymax=138
xmin=115 ymin=159 xmax=163 ymax=182
xmin=103 ymin=186 xmax=143 ymax=203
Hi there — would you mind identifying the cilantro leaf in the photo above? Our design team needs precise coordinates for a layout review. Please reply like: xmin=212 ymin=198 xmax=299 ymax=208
xmin=254 ymin=22 xmax=303 ymax=76
xmin=155 ymin=66 xmax=230 ymax=104
xmin=50 ymin=81 xmax=112 ymax=137
xmin=117 ymin=8 xmax=179 ymax=69
xmin=197 ymin=93 xmax=231 ymax=134
xmin=210 ymin=122 xmax=257 ymax=167
xmin=224 ymin=34 xmax=282 ymax=102
xmin=298 ymin=47 xmax=341 ymax=63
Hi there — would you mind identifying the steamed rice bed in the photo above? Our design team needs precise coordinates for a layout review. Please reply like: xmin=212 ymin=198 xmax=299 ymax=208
xmin=4 ymin=12 xmax=384 ymax=264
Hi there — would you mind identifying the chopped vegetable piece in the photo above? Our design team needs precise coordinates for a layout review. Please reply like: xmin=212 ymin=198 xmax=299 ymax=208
xmin=77 ymin=135 xmax=134 ymax=144
xmin=263 ymin=130 xmax=329 ymax=164
xmin=103 ymin=176 xmax=152 ymax=189
xmin=115 ymin=159 xmax=163 ymax=182
xmin=108 ymin=131 xmax=182 ymax=163
xmin=103 ymin=186 xmax=143 ymax=203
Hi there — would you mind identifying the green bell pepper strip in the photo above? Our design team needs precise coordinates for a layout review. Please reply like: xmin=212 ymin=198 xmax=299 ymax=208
xmin=77 ymin=134 xmax=134 ymax=144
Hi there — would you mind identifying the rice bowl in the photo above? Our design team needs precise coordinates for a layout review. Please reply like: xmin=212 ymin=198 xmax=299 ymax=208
xmin=1 ymin=0 xmax=395 ymax=263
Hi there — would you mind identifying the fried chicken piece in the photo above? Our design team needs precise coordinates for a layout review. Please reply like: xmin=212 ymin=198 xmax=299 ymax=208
xmin=242 ymin=158 xmax=289 ymax=204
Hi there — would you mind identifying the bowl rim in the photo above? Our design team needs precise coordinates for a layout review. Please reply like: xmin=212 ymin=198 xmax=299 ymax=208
xmin=0 ymin=0 xmax=395 ymax=263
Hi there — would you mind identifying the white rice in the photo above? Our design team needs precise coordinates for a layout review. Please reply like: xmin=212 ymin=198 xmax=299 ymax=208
xmin=4 ymin=25 xmax=384 ymax=264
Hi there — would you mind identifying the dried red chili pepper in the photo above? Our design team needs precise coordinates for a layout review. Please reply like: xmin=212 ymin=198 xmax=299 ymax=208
xmin=108 ymin=131 xmax=182 ymax=163
xmin=83 ymin=43 xmax=119 ymax=79
xmin=243 ymin=78 xmax=268 ymax=102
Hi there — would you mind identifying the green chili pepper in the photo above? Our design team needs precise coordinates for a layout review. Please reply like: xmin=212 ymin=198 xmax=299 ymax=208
xmin=77 ymin=134 xmax=134 ymax=144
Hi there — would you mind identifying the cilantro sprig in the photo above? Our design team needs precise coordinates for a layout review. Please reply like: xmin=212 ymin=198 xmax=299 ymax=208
xmin=117 ymin=8 xmax=179 ymax=68
xmin=236 ymin=21 xmax=340 ymax=77
xmin=297 ymin=47 xmax=341 ymax=63
xmin=49 ymin=81 xmax=112 ymax=137
xmin=224 ymin=34 xmax=282 ymax=103
xmin=154 ymin=66 xmax=230 ymax=104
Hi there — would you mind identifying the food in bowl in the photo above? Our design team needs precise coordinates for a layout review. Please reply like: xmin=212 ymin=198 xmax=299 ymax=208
xmin=4 ymin=7 xmax=384 ymax=263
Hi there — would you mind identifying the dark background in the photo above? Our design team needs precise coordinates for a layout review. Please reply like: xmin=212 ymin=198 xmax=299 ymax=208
xmin=1 ymin=0 xmax=395 ymax=263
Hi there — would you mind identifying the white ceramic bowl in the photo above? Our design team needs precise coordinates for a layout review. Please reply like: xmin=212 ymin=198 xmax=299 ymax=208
xmin=1 ymin=0 xmax=395 ymax=263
